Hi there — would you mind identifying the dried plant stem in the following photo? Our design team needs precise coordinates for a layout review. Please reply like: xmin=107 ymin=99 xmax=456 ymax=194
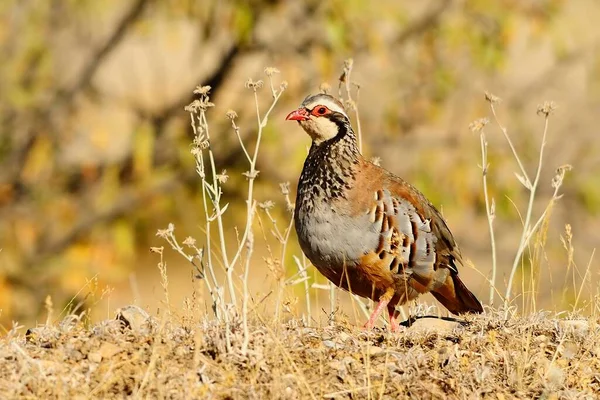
xmin=197 ymin=109 xmax=236 ymax=305
xmin=191 ymin=111 xmax=227 ymax=317
xmin=228 ymin=84 xmax=285 ymax=272
xmin=504 ymin=115 xmax=549 ymax=304
xmin=241 ymin=206 xmax=256 ymax=355
xmin=479 ymin=132 xmax=498 ymax=305
xmin=339 ymin=59 xmax=363 ymax=152
xmin=329 ymin=283 xmax=336 ymax=326
xmin=157 ymin=250 xmax=170 ymax=314
xmin=490 ymin=104 xmax=530 ymax=183
xmin=573 ymin=249 xmax=595 ymax=311
xmin=293 ymin=255 xmax=312 ymax=324
xmin=272 ymin=212 xmax=295 ymax=322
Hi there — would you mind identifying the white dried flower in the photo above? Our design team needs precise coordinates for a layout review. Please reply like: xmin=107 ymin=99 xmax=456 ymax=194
xmin=469 ymin=118 xmax=489 ymax=133
xmin=259 ymin=200 xmax=275 ymax=210
xmin=193 ymin=85 xmax=211 ymax=95
xmin=183 ymin=237 xmax=196 ymax=247
xmin=537 ymin=101 xmax=557 ymax=117
xmin=216 ymin=170 xmax=229 ymax=184
xmin=484 ymin=92 xmax=501 ymax=104
xmin=225 ymin=110 xmax=238 ymax=120
xmin=150 ymin=246 xmax=164 ymax=254
xmin=279 ymin=182 xmax=290 ymax=195
xmin=264 ymin=67 xmax=280 ymax=76
xmin=245 ymin=78 xmax=264 ymax=91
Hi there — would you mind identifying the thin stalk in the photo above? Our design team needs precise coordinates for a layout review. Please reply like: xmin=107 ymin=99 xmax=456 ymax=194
xmin=200 ymin=110 xmax=236 ymax=304
xmin=491 ymin=104 xmax=530 ymax=184
xmin=229 ymin=86 xmax=285 ymax=269
xmin=241 ymin=204 xmax=256 ymax=355
xmin=505 ymin=116 xmax=549 ymax=304
xmin=480 ymin=132 xmax=498 ymax=305
xmin=293 ymin=256 xmax=311 ymax=325
xmin=189 ymin=111 xmax=225 ymax=318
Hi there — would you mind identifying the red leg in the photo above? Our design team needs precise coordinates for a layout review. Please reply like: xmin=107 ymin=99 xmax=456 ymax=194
xmin=388 ymin=304 xmax=401 ymax=333
xmin=364 ymin=297 xmax=391 ymax=330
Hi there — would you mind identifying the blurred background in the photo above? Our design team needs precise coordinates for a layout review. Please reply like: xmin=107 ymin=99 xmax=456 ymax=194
xmin=1 ymin=0 xmax=599 ymax=327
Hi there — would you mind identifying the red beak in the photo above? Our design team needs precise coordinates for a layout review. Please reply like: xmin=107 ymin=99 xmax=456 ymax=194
xmin=285 ymin=108 xmax=310 ymax=121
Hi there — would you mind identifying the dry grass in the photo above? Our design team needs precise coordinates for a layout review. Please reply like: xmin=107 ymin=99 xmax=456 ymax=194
xmin=1 ymin=64 xmax=596 ymax=399
xmin=1 ymin=307 xmax=599 ymax=398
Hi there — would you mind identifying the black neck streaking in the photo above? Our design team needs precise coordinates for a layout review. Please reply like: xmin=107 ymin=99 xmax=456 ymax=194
xmin=296 ymin=118 xmax=360 ymax=213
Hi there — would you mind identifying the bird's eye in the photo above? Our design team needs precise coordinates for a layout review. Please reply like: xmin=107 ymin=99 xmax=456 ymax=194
xmin=317 ymin=107 xmax=327 ymax=115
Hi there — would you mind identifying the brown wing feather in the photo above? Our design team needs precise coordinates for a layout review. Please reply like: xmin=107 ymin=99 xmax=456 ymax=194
xmin=345 ymin=159 xmax=482 ymax=314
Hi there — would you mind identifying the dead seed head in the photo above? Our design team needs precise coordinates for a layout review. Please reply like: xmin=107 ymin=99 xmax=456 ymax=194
xmin=245 ymin=78 xmax=264 ymax=91
xmin=264 ymin=67 xmax=280 ymax=77
xmin=155 ymin=228 xmax=169 ymax=238
xmin=225 ymin=110 xmax=238 ymax=120
xmin=182 ymin=237 xmax=196 ymax=247
xmin=259 ymin=200 xmax=275 ymax=210
xmin=564 ymin=223 xmax=572 ymax=239
xmin=344 ymin=99 xmax=356 ymax=111
xmin=279 ymin=81 xmax=288 ymax=91
xmin=344 ymin=58 xmax=354 ymax=70
xmin=469 ymin=118 xmax=489 ymax=133
xmin=193 ymin=85 xmax=211 ymax=95
xmin=537 ymin=101 xmax=557 ymax=117
xmin=184 ymin=100 xmax=200 ymax=113
xmin=243 ymin=170 xmax=259 ymax=179
xmin=193 ymin=135 xmax=209 ymax=150
xmin=552 ymin=164 xmax=572 ymax=188
xmin=150 ymin=246 xmax=164 ymax=254
xmin=485 ymin=92 xmax=501 ymax=104
xmin=185 ymin=98 xmax=214 ymax=113
xmin=319 ymin=83 xmax=331 ymax=94
xmin=216 ymin=169 xmax=229 ymax=184
xmin=279 ymin=182 xmax=290 ymax=195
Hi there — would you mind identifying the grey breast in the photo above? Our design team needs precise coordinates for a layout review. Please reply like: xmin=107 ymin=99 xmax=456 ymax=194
xmin=295 ymin=198 xmax=380 ymax=271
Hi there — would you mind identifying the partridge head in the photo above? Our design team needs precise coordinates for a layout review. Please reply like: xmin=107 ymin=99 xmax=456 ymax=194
xmin=286 ymin=93 xmax=483 ymax=332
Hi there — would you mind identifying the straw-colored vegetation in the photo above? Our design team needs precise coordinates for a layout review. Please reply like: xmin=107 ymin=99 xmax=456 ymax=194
xmin=1 ymin=1 xmax=599 ymax=398
xmin=2 ymin=307 xmax=599 ymax=398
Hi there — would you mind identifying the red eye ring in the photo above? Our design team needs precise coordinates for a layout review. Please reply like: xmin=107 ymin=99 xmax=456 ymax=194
xmin=312 ymin=106 xmax=328 ymax=116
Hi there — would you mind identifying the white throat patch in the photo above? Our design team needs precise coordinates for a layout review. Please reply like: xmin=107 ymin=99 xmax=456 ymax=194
xmin=301 ymin=117 xmax=340 ymax=144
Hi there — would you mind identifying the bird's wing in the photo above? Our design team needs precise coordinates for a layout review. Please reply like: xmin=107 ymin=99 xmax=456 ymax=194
xmin=344 ymin=160 xmax=483 ymax=314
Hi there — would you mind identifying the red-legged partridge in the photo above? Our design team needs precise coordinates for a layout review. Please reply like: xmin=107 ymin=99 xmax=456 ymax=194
xmin=286 ymin=93 xmax=483 ymax=332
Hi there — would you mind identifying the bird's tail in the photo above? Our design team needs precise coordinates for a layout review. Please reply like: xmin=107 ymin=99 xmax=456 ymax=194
xmin=431 ymin=272 xmax=483 ymax=315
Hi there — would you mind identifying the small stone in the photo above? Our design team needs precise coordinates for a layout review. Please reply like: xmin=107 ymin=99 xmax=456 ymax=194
xmin=174 ymin=346 xmax=188 ymax=357
xmin=338 ymin=331 xmax=351 ymax=342
xmin=328 ymin=360 xmax=345 ymax=371
xmin=284 ymin=387 xmax=294 ymax=398
xmin=560 ymin=341 xmax=579 ymax=360
xmin=366 ymin=345 xmax=384 ymax=356
xmin=98 ymin=342 xmax=123 ymax=359
xmin=547 ymin=365 xmax=564 ymax=388
xmin=88 ymin=352 xmax=102 ymax=363
xmin=115 ymin=305 xmax=155 ymax=334
xmin=559 ymin=320 xmax=590 ymax=339
xmin=408 ymin=318 xmax=461 ymax=335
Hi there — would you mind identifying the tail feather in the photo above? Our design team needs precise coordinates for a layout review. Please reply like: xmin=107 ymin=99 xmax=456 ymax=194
xmin=431 ymin=272 xmax=483 ymax=315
